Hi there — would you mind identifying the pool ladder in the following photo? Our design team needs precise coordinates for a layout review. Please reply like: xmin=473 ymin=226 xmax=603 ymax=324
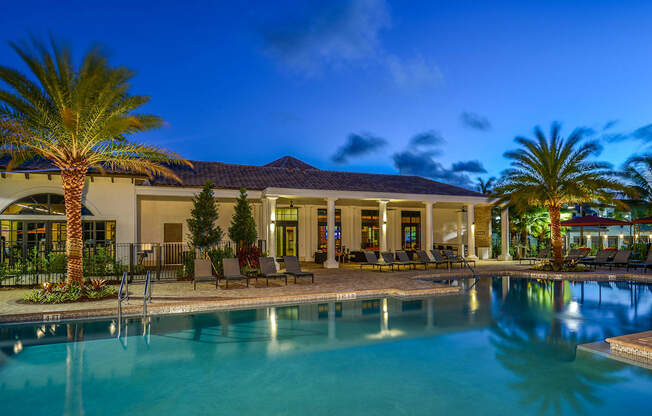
xmin=116 ymin=271 xmax=153 ymax=343
xmin=460 ymin=257 xmax=480 ymax=291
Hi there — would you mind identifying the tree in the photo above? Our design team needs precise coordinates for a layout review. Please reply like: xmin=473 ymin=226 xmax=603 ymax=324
xmin=622 ymin=154 xmax=652 ymax=201
xmin=228 ymin=188 xmax=257 ymax=248
xmin=0 ymin=38 xmax=189 ymax=283
xmin=476 ymin=176 xmax=496 ymax=194
xmin=187 ymin=180 xmax=222 ymax=252
xmin=510 ymin=206 xmax=550 ymax=256
xmin=492 ymin=123 xmax=627 ymax=268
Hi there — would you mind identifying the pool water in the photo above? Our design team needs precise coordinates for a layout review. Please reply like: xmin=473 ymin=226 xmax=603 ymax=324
xmin=1 ymin=277 xmax=651 ymax=415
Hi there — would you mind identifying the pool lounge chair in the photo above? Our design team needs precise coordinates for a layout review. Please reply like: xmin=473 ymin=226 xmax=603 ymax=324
xmin=430 ymin=249 xmax=452 ymax=270
xmin=193 ymin=258 xmax=217 ymax=290
xmin=283 ymin=256 xmax=314 ymax=283
xmin=601 ymin=250 xmax=631 ymax=270
xmin=627 ymin=248 xmax=652 ymax=271
xmin=396 ymin=250 xmax=424 ymax=269
xmin=221 ymin=258 xmax=250 ymax=288
xmin=519 ymin=248 xmax=550 ymax=264
xmin=443 ymin=249 xmax=475 ymax=268
xmin=580 ymin=250 xmax=614 ymax=269
xmin=259 ymin=257 xmax=288 ymax=286
xmin=382 ymin=252 xmax=408 ymax=270
xmin=360 ymin=250 xmax=394 ymax=271
xmin=416 ymin=250 xmax=447 ymax=269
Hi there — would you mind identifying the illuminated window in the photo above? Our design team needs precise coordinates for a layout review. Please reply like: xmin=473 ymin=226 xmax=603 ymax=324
xmin=317 ymin=208 xmax=341 ymax=251
xmin=1 ymin=193 xmax=92 ymax=216
xmin=401 ymin=211 xmax=421 ymax=250
xmin=361 ymin=210 xmax=379 ymax=250
xmin=276 ymin=208 xmax=298 ymax=221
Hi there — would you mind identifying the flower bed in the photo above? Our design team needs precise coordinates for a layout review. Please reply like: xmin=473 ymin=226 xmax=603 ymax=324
xmin=23 ymin=280 xmax=117 ymax=304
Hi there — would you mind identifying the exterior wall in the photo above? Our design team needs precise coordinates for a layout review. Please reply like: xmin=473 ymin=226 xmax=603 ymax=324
xmin=474 ymin=205 xmax=492 ymax=258
xmin=0 ymin=173 xmax=137 ymax=244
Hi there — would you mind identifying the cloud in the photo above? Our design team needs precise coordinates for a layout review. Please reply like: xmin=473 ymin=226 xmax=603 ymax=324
xmin=392 ymin=151 xmax=480 ymax=188
xmin=460 ymin=112 xmax=491 ymax=131
xmin=261 ymin=0 xmax=443 ymax=88
xmin=262 ymin=0 xmax=390 ymax=75
xmin=385 ymin=54 xmax=443 ymax=88
xmin=409 ymin=130 xmax=445 ymax=147
xmin=631 ymin=124 xmax=652 ymax=141
xmin=451 ymin=160 xmax=487 ymax=173
xmin=603 ymin=120 xmax=618 ymax=131
xmin=332 ymin=133 xmax=387 ymax=163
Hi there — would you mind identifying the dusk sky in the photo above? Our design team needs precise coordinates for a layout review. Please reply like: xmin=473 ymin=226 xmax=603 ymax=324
xmin=2 ymin=0 xmax=652 ymax=189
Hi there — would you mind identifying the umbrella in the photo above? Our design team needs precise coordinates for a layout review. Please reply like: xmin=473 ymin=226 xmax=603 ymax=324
xmin=560 ymin=216 xmax=630 ymax=249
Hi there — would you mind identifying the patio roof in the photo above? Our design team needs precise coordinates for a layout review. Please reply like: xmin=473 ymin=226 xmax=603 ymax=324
xmin=560 ymin=215 xmax=630 ymax=227
xmin=631 ymin=216 xmax=652 ymax=224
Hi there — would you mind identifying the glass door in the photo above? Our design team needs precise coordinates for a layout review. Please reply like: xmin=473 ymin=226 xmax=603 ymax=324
xmin=276 ymin=225 xmax=298 ymax=257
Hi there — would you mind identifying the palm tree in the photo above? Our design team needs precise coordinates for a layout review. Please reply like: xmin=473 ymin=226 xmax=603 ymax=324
xmin=622 ymin=154 xmax=652 ymax=201
xmin=492 ymin=123 xmax=627 ymax=268
xmin=476 ymin=176 xmax=495 ymax=194
xmin=0 ymin=39 xmax=189 ymax=283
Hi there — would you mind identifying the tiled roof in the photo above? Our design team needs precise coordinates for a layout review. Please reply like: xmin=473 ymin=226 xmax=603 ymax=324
xmin=1 ymin=156 xmax=485 ymax=197
xmin=264 ymin=156 xmax=318 ymax=170
xmin=150 ymin=160 xmax=485 ymax=197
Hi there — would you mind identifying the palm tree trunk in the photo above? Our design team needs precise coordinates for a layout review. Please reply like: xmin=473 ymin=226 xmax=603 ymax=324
xmin=62 ymin=167 xmax=87 ymax=284
xmin=548 ymin=205 xmax=563 ymax=268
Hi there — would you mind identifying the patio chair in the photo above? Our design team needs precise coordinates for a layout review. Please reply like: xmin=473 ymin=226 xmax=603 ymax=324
xmin=580 ymin=250 xmax=614 ymax=269
xmin=360 ymin=250 xmax=394 ymax=271
xmin=381 ymin=252 xmax=406 ymax=270
xmin=259 ymin=257 xmax=288 ymax=286
xmin=396 ymin=250 xmax=424 ymax=269
xmin=519 ymin=247 xmax=549 ymax=264
xmin=193 ymin=258 xmax=217 ymax=290
xmin=222 ymin=258 xmax=250 ymax=288
xmin=443 ymin=249 xmax=475 ymax=268
xmin=627 ymin=247 xmax=652 ymax=272
xmin=416 ymin=250 xmax=447 ymax=269
xmin=430 ymin=249 xmax=452 ymax=270
xmin=602 ymin=250 xmax=631 ymax=270
xmin=283 ymin=256 xmax=314 ymax=283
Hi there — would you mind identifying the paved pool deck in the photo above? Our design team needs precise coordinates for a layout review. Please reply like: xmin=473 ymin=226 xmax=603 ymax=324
xmin=1 ymin=259 xmax=652 ymax=324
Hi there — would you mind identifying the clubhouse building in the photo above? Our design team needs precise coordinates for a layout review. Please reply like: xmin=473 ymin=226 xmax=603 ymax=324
xmin=0 ymin=156 xmax=512 ymax=268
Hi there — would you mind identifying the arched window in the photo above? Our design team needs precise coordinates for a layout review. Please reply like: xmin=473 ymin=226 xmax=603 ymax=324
xmin=1 ymin=193 xmax=93 ymax=216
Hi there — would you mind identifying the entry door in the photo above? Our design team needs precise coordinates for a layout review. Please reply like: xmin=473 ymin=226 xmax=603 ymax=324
xmin=276 ymin=224 xmax=298 ymax=257
xmin=163 ymin=223 xmax=183 ymax=264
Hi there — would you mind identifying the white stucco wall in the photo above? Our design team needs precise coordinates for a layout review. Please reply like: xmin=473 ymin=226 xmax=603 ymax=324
xmin=0 ymin=173 xmax=137 ymax=244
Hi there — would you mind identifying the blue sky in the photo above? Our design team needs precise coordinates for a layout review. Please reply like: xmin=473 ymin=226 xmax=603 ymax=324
xmin=2 ymin=0 xmax=652 ymax=189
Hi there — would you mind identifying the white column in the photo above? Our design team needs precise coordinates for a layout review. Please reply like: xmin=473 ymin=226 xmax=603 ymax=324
xmin=379 ymin=200 xmax=389 ymax=253
xmin=324 ymin=197 xmax=339 ymax=268
xmin=267 ymin=197 xmax=278 ymax=260
xmin=498 ymin=206 xmax=512 ymax=261
xmin=456 ymin=210 xmax=464 ymax=253
xmin=466 ymin=203 xmax=478 ymax=259
xmin=424 ymin=201 xmax=433 ymax=251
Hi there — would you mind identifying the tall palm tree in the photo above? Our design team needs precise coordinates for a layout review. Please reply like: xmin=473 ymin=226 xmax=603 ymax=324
xmin=492 ymin=123 xmax=626 ymax=268
xmin=0 ymin=39 xmax=189 ymax=283
xmin=622 ymin=154 xmax=652 ymax=201
xmin=476 ymin=176 xmax=496 ymax=194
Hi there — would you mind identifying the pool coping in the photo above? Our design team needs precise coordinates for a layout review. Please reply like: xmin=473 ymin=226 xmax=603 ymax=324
xmin=0 ymin=285 xmax=460 ymax=324
xmin=579 ymin=339 xmax=652 ymax=371
xmin=411 ymin=269 xmax=652 ymax=283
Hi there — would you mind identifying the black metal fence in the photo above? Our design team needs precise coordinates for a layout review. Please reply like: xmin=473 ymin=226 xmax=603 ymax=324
xmin=0 ymin=241 xmax=238 ymax=287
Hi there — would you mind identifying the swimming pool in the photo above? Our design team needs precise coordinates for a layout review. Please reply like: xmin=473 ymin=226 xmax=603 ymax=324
xmin=1 ymin=277 xmax=651 ymax=415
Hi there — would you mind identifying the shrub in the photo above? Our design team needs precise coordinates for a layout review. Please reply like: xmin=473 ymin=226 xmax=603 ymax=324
xmin=24 ymin=281 xmax=117 ymax=304
xmin=532 ymin=260 xmax=586 ymax=272
xmin=208 ymin=245 xmax=234 ymax=275
xmin=237 ymin=245 xmax=262 ymax=269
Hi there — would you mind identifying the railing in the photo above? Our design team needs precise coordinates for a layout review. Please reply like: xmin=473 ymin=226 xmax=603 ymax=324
xmin=0 ymin=240 xmax=235 ymax=286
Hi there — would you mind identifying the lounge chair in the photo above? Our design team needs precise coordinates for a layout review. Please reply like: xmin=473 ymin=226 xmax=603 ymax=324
xmin=259 ymin=257 xmax=287 ymax=286
xmin=416 ymin=250 xmax=447 ymax=269
xmin=519 ymin=247 xmax=550 ymax=264
xmin=627 ymin=248 xmax=652 ymax=271
xmin=283 ymin=256 xmax=314 ymax=283
xmin=221 ymin=258 xmax=250 ymax=288
xmin=193 ymin=258 xmax=217 ymax=290
xmin=580 ymin=250 xmax=614 ymax=269
xmin=360 ymin=250 xmax=394 ymax=271
xmin=381 ymin=252 xmax=406 ymax=270
xmin=396 ymin=250 xmax=424 ymax=269
xmin=430 ymin=249 xmax=452 ymax=270
xmin=443 ymin=249 xmax=475 ymax=268
xmin=602 ymin=250 xmax=631 ymax=270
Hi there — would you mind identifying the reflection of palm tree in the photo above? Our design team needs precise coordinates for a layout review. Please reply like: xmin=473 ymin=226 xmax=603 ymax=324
xmin=491 ymin=280 xmax=626 ymax=414
xmin=490 ymin=323 xmax=624 ymax=414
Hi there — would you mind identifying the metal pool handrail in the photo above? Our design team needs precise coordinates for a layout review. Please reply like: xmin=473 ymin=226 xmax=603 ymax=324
xmin=143 ymin=270 xmax=152 ymax=317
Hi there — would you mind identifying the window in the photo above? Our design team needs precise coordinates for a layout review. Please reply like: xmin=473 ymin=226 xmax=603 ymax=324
xmin=317 ymin=208 xmax=341 ymax=251
xmin=361 ymin=210 xmax=379 ymax=250
xmin=401 ymin=211 xmax=421 ymax=250
xmin=1 ymin=193 xmax=92 ymax=216
xmin=276 ymin=208 xmax=298 ymax=221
